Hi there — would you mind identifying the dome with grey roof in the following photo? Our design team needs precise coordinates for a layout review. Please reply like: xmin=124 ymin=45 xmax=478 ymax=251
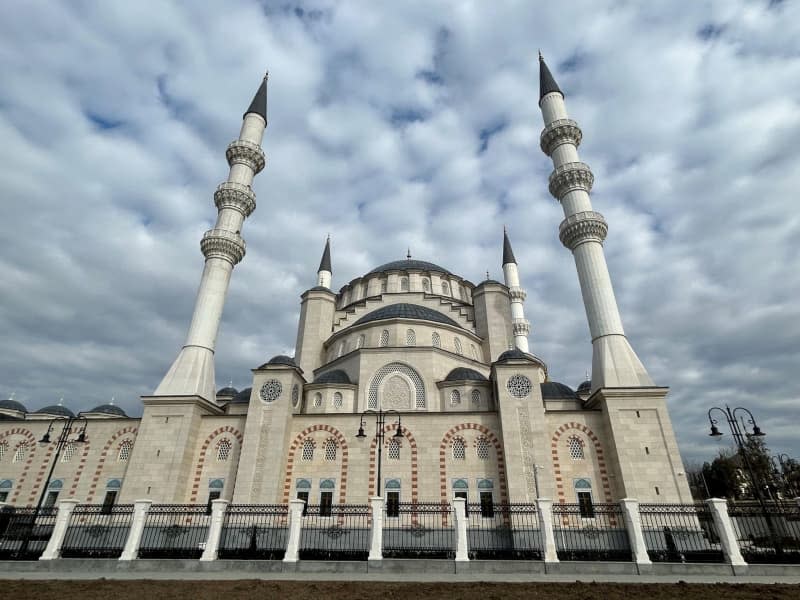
xmin=267 ymin=355 xmax=296 ymax=367
xmin=35 ymin=404 xmax=75 ymax=418
xmin=353 ymin=303 xmax=459 ymax=328
xmin=313 ymin=370 xmax=352 ymax=385
xmin=496 ymin=348 xmax=536 ymax=363
xmin=444 ymin=368 xmax=488 ymax=382
xmin=0 ymin=399 xmax=27 ymax=413
xmin=540 ymin=382 xmax=579 ymax=401
xmin=87 ymin=404 xmax=127 ymax=417
xmin=367 ymin=259 xmax=451 ymax=276
xmin=231 ymin=388 xmax=252 ymax=403
xmin=576 ymin=380 xmax=591 ymax=394
xmin=217 ymin=386 xmax=238 ymax=397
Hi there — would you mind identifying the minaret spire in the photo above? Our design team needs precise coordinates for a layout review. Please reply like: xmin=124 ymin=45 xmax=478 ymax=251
xmin=538 ymin=55 xmax=652 ymax=391
xmin=501 ymin=228 xmax=530 ymax=353
xmin=154 ymin=73 xmax=269 ymax=402
xmin=317 ymin=235 xmax=332 ymax=289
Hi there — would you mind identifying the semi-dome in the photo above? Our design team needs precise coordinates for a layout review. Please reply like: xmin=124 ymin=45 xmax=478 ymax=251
xmin=313 ymin=370 xmax=352 ymax=385
xmin=367 ymin=259 xmax=451 ymax=276
xmin=35 ymin=404 xmax=75 ymax=418
xmin=576 ymin=380 xmax=591 ymax=394
xmin=0 ymin=399 xmax=27 ymax=413
xmin=231 ymin=388 xmax=252 ymax=403
xmin=541 ymin=382 xmax=579 ymax=401
xmin=217 ymin=386 xmax=238 ymax=397
xmin=353 ymin=303 xmax=459 ymax=328
xmin=87 ymin=404 xmax=128 ymax=417
xmin=444 ymin=367 xmax=488 ymax=382
xmin=267 ymin=355 xmax=296 ymax=367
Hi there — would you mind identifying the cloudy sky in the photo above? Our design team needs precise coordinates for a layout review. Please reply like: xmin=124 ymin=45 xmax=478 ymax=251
xmin=1 ymin=1 xmax=798 ymax=465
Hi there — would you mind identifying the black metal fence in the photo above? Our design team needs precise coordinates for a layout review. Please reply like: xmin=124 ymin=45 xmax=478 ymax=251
xmin=466 ymin=503 xmax=542 ymax=560
xmin=298 ymin=504 xmax=370 ymax=560
xmin=383 ymin=501 xmax=454 ymax=559
xmin=552 ymin=502 xmax=631 ymax=561
xmin=137 ymin=504 xmax=211 ymax=559
xmin=218 ymin=504 xmax=289 ymax=560
xmin=639 ymin=503 xmax=723 ymax=563
xmin=727 ymin=501 xmax=800 ymax=564
xmin=60 ymin=504 xmax=134 ymax=558
xmin=0 ymin=506 xmax=57 ymax=560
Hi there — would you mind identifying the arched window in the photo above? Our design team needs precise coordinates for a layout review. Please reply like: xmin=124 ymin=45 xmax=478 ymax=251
xmin=313 ymin=392 xmax=322 ymax=408
xmin=400 ymin=276 xmax=409 ymax=292
xmin=452 ymin=438 xmax=466 ymax=460
xmin=325 ymin=439 xmax=337 ymax=461
xmin=476 ymin=437 xmax=490 ymax=460
xmin=333 ymin=392 xmax=343 ymax=408
xmin=217 ymin=439 xmax=232 ymax=461
xmin=471 ymin=344 xmax=478 ymax=359
xmin=454 ymin=337 xmax=463 ymax=355
xmin=301 ymin=438 xmax=315 ymax=461
xmin=406 ymin=329 xmax=416 ymax=346
xmin=442 ymin=281 xmax=450 ymax=295
xmin=0 ymin=441 xmax=6 ymax=461
xmin=388 ymin=438 xmax=401 ymax=461
xmin=368 ymin=362 xmax=426 ymax=410
xmin=450 ymin=389 xmax=461 ymax=406
xmin=118 ymin=440 xmax=132 ymax=462
xmin=61 ymin=443 xmax=76 ymax=463
xmin=471 ymin=389 xmax=481 ymax=405
xmin=337 ymin=341 xmax=345 ymax=357
xmin=568 ymin=436 xmax=585 ymax=460
xmin=432 ymin=332 xmax=441 ymax=348
xmin=422 ymin=278 xmax=430 ymax=292
xmin=380 ymin=330 xmax=389 ymax=347
xmin=356 ymin=334 xmax=365 ymax=349
xmin=13 ymin=442 xmax=28 ymax=463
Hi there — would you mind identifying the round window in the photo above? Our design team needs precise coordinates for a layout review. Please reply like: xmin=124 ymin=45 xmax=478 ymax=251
xmin=259 ymin=379 xmax=282 ymax=403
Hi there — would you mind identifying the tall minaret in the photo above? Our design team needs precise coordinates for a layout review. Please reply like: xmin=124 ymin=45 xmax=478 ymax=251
xmin=501 ymin=228 xmax=531 ymax=353
xmin=317 ymin=236 xmax=332 ymax=288
xmin=154 ymin=73 xmax=269 ymax=402
xmin=537 ymin=54 xmax=652 ymax=390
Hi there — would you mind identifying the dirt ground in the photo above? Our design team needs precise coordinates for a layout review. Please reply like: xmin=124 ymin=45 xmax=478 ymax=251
xmin=1 ymin=580 xmax=799 ymax=600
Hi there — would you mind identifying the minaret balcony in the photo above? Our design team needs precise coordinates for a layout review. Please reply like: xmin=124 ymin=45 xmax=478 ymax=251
xmin=214 ymin=182 xmax=257 ymax=217
xmin=558 ymin=211 xmax=608 ymax=250
xmin=226 ymin=139 xmax=266 ymax=173
xmin=200 ymin=228 xmax=246 ymax=265
xmin=540 ymin=118 xmax=582 ymax=156
xmin=548 ymin=162 xmax=594 ymax=200
xmin=509 ymin=287 xmax=527 ymax=302
xmin=512 ymin=318 xmax=530 ymax=336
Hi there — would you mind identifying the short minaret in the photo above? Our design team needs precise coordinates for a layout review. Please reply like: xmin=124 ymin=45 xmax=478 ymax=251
xmin=154 ymin=74 xmax=269 ymax=402
xmin=537 ymin=54 xmax=652 ymax=390
xmin=501 ymin=228 xmax=531 ymax=353
xmin=317 ymin=236 xmax=332 ymax=288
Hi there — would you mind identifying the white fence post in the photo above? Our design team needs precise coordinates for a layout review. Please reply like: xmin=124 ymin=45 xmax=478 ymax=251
xmin=452 ymin=497 xmax=469 ymax=562
xmin=283 ymin=499 xmax=305 ymax=563
xmin=706 ymin=497 xmax=746 ymax=566
xmin=619 ymin=498 xmax=651 ymax=565
xmin=40 ymin=499 xmax=79 ymax=560
xmin=369 ymin=496 xmax=384 ymax=561
xmin=200 ymin=499 xmax=229 ymax=561
xmin=536 ymin=497 xmax=559 ymax=563
xmin=119 ymin=499 xmax=152 ymax=561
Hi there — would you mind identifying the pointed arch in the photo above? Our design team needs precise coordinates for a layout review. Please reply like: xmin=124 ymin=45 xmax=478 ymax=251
xmin=551 ymin=422 xmax=612 ymax=504
xmin=188 ymin=426 xmax=243 ymax=503
xmin=368 ymin=424 xmax=419 ymax=503
xmin=368 ymin=362 xmax=426 ymax=409
xmin=0 ymin=428 xmax=36 ymax=505
xmin=438 ymin=423 xmax=508 ymax=505
xmin=282 ymin=424 xmax=350 ymax=504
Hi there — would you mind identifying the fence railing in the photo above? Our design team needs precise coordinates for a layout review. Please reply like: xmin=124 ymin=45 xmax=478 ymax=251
xmin=137 ymin=504 xmax=211 ymax=559
xmin=466 ymin=503 xmax=542 ymax=560
xmin=218 ymin=504 xmax=289 ymax=560
xmin=298 ymin=504 xmax=370 ymax=560
xmin=639 ymin=503 xmax=723 ymax=563
xmin=552 ymin=502 xmax=631 ymax=561
xmin=60 ymin=504 xmax=134 ymax=558
xmin=0 ymin=506 xmax=57 ymax=560
xmin=727 ymin=501 xmax=800 ymax=564
xmin=383 ymin=501 xmax=454 ymax=559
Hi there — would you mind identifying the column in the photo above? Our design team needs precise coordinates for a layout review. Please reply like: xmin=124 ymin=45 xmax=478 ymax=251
xmin=200 ymin=499 xmax=229 ymax=561
xmin=40 ymin=499 xmax=79 ymax=560
xmin=536 ymin=497 xmax=559 ymax=563
xmin=119 ymin=499 xmax=152 ymax=561
xmin=619 ymin=498 xmax=651 ymax=565
xmin=706 ymin=498 xmax=746 ymax=566
xmin=283 ymin=499 xmax=305 ymax=563
xmin=368 ymin=496 xmax=384 ymax=561
xmin=452 ymin=497 xmax=469 ymax=562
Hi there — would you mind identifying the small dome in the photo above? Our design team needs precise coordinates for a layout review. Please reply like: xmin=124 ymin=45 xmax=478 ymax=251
xmin=216 ymin=386 xmax=239 ymax=397
xmin=307 ymin=286 xmax=334 ymax=293
xmin=267 ymin=355 xmax=297 ymax=367
xmin=0 ymin=399 xmax=27 ymax=413
xmin=231 ymin=388 xmax=252 ymax=403
xmin=367 ymin=259 xmax=451 ymax=276
xmin=476 ymin=279 xmax=503 ymax=286
xmin=87 ymin=404 xmax=127 ymax=417
xmin=444 ymin=367 xmax=488 ymax=382
xmin=496 ymin=348 xmax=536 ymax=363
xmin=35 ymin=404 xmax=75 ymax=418
xmin=353 ymin=303 xmax=459 ymax=328
xmin=541 ymin=382 xmax=579 ymax=401
xmin=313 ymin=370 xmax=352 ymax=385
xmin=576 ymin=380 xmax=591 ymax=393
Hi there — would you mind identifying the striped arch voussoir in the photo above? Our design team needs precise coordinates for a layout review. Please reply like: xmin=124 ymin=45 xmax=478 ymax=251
xmin=282 ymin=424 xmax=349 ymax=505
xmin=438 ymin=423 xmax=507 ymax=506
xmin=188 ymin=426 xmax=243 ymax=503
xmin=368 ymin=424 xmax=419 ymax=503
xmin=87 ymin=426 xmax=138 ymax=503
xmin=1 ymin=429 xmax=37 ymax=505
xmin=551 ymin=422 xmax=612 ymax=503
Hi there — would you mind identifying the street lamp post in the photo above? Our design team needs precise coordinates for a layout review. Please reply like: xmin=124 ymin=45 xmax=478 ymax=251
xmin=355 ymin=409 xmax=403 ymax=497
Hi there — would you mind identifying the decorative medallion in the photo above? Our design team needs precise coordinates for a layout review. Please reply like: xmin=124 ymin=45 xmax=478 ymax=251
xmin=506 ymin=374 xmax=532 ymax=398
xmin=259 ymin=379 xmax=282 ymax=403
xmin=291 ymin=384 xmax=300 ymax=407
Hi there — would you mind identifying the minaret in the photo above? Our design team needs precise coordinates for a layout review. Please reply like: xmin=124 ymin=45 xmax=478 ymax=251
xmin=154 ymin=73 xmax=269 ymax=402
xmin=537 ymin=54 xmax=653 ymax=390
xmin=501 ymin=228 xmax=531 ymax=353
xmin=317 ymin=236 xmax=332 ymax=288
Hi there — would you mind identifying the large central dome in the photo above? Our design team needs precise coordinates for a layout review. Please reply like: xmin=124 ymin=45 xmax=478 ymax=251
xmin=366 ymin=259 xmax=451 ymax=276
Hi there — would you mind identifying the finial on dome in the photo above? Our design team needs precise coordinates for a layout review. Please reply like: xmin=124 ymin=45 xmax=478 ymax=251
xmin=486 ymin=270 xmax=491 ymax=280
xmin=110 ymin=397 xmax=115 ymax=405
xmin=407 ymin=248 xmax=412 ymax=259
xmin=8 ymin=391 xmax=15 ymax=401
xmin=57 ymin=397 xmax=64 ymax=406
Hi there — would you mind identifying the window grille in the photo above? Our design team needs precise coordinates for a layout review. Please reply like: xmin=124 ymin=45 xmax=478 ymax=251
xmin=118 ymin=440 xmax=132 ymax=461
xmin=476 ymin=437 xmax=490 ymax=460
xmin=217 ymin=439 xmax=232 ymax=461
xmin=0 ymin=441 xmax=7 ymax=461
xmin=313 ymin=392 xmax=322 ymax=408
xmin=452 ymin=438 xmax=466 ymax=460
xmin=325 ymin=440 xmax=337 ymax=461
xmin=568 ymin=436 xmax=585 ymax=460
xmin=432 ymin=332 xmax=441 ymax=348
xmin=442 ymin=281 xmax=450 ymax=295
xmin=454 ymin=338 xmax=463 ymax=355
xmin=400 ymin=277 xmax=409 ymax=292
xmin=333 ymin=392 xmax=343 ymax=408
xmin=301 ymin=439 xmax=315 ymax=461
xmin=450 ymin=389 xmax=461 ymax=406
xmin=388 ymin=438 xmax=401 ymax=460
xmin=380 ymin=330 xmax=389 ymax=347
xmin=13 ymin=442 xmax=28 ymax=463
xmin=368 ymin=362 xmax=426 ymax=409
xmin=61 ymin=443 xmax=76 ymax=462
xmin=405 ymin=329 xmax=416 ymax=346
xmin=471 ymin=389 xmax=481 ymax=405
xmin=506 ymin=374 xmax=532 ymax=398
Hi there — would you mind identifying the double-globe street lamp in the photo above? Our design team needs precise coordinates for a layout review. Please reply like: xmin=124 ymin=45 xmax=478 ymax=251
xmin=355 ymin=409 xmax=403 ymax=497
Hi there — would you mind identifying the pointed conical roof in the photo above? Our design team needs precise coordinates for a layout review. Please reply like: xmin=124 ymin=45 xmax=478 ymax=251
xmin=503 ymin=228 xmax=517 ymax=265
xmin=538 ymin=53 xmax=563 ymax=101
xmin=318 ymin=236 xmax=332 ymax=273
xmin=244 ymin=72 xmax=268 ymax=121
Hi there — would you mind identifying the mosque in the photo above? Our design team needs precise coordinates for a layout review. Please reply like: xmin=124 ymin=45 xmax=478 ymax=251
xmin=0 ymin=57 xmax=691 ymax=513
